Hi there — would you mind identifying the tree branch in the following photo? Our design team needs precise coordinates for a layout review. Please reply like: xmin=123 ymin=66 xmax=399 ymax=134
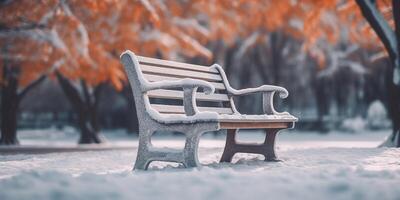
xmin=55 ymin=71 xmax=84 ymax=110
xmin=355 ymin=0 xmax=398 ymax=60
xmin=80 ymin=79 xmax=92 ymax=106
xmin=0 ymin=23 xmax=46 ymax=32
xmin=93 ymin=83 xmax=105 ymax=109
xmin=17 ymin=74 xmax=46 ymax=101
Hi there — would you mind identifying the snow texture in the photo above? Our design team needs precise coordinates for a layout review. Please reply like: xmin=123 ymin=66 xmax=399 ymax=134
xmin=218 ymin=114 xmax=297 ymax=122
xmin=145 ymin=78 xmax=215 ymax=94
xmin=341 ymin=117 xmax=367 ymax=132
xmin=0 ymin=130 xmax=399 ymax=200
xmin=367 ymin=100 xmax=390 ymax=129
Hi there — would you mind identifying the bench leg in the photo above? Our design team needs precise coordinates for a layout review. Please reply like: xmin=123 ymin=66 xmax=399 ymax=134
xmin=134 ymin=124 xmax=215 ymax=170
xmin=134 ymin=128 xmax=153 ymax=170
xmin=134 ymin=127 xmax=186 ymax=170
xmin=220 ymin=129 xmax=281 ymax=163
xmin=263 ymin=129 xmax=279 ymax=161
xmin=183 ymin=134 xmax=201 ymax=168
xmin=220 ymin=129 xmax=238 ymax=162
xmin=134 ymin=155 xmax=151 ymax=170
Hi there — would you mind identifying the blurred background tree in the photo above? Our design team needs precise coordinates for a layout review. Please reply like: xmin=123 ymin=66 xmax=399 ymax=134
xmin=0 ymin=0 xmax=398 ymax=147
xmin=0 ymin=0 xmax=218 ymax=144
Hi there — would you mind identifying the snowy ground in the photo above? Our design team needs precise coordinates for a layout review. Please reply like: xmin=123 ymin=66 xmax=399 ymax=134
xmin=1 ymin=129 xmax=400 ymax=200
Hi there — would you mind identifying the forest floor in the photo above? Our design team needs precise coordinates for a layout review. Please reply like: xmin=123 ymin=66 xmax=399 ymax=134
xmin=0 ymin=129 xmax=400 ymax=200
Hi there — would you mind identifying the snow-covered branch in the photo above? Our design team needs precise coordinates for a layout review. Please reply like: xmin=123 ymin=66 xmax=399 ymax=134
xmin=172 ymin=18 xmax=210 ymax=37
xmin=234 ymin=32 xmax=260 ymax=62
xmin=139 ymin=0 xmax=160 ymax=21
xmin=318 ymin=44 xmax=366 ymax=78
xmin=60 ymin=0 xmax=92 ymax=65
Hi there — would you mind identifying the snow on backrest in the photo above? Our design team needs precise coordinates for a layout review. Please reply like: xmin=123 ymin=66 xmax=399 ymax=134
xmin=136 ymin=55 xmax=234 ymax=115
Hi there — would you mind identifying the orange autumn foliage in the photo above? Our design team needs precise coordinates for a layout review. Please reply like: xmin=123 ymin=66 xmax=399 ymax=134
xmin=0 ymin=0 xmax=393 ymax=90
xmin=195 ymin=0 xmax=392 ymax=67
xmin=0 ymin=0 xmax=214 ymax=90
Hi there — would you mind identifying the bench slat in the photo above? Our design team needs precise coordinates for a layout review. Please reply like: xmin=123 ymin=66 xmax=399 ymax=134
xmin=140 ymin=64 xmax=222 ymax=82
xmin=143 ymin=74 xmax=226 ymax=90
xmin=219 ymin=122 xmax=292 ymax=129
xmin=137 ymin=56 xmax=219 ymax=74
xmin=147 ymin=89 xmax=230 ymax=102
xmin=151 ymin=104 xmax=233 ymax=114
xmin=218 ymin=118 xmax=297 ymax=123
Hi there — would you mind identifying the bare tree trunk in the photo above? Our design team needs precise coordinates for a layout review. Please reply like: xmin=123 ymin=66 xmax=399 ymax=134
xmin=77 ymin=107 xmax=102 ymax=144
xmin=269 ymin=32 xmax=283 ymax=84
xmin=56 ymin=71 xmax=104 ymax=144
xmin=393 ymin=0 xmax=400 ymax=147
xmin=314 ymin=78 xmax=329 ymax=132
xmin=0 ymin=64 xmax=46 ymax=145
xmin=356 ymin=0 xmax=400 ymax=147
xmin=121 ymin=86 xmax=139 ymax=134
xmin=383 ymin=66 xmax=400 ymax=147
xmin=0 ymin=65 xmax=19 ymax=145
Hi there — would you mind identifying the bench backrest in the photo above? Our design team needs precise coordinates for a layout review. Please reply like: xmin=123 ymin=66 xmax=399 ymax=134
xmin=125 ymin=53 xmax=235 ymax=115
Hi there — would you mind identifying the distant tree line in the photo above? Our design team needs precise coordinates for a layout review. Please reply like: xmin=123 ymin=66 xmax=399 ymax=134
xmin=17 ymin=32 xmax=390 ymax=134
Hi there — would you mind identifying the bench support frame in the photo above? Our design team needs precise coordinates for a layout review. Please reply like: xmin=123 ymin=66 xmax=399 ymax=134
xmin=220 ymin=128 xmax=282 ymax=163
xmin=134 ymin=120 xmax=218 ymax=170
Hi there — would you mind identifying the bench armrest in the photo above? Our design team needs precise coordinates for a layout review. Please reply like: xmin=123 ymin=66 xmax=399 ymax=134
xmin=144 ymin=78 xmax=215 ymax=116
xmin=229 ymin=85 xmax=288 ymax=98
xmin=210 ymin=64 xmax=289 ymax=115
xmin=230 ymin=86 xmax=289 ymax=115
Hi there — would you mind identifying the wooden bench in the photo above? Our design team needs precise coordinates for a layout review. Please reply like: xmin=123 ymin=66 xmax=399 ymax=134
xmin=120 ymin=50 xmax=297 ymax=170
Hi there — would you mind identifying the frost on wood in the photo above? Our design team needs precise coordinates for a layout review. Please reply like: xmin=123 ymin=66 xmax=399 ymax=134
xmin=218 ymin=114 xmax=297 ymax=122
xmin=147 ymin=109 xmax=219 ymax=124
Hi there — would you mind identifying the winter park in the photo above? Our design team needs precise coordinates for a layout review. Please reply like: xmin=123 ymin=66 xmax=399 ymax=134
xmin=1 ymin=0 xmax=400 ymax=200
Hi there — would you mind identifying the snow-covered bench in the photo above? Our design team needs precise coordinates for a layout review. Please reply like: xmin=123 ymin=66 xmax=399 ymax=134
xmin=120 ymin=50 xmax=297 ymax=170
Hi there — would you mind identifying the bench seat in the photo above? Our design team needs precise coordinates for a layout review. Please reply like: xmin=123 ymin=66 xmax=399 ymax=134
xmin=218 ymin=114 xmax=297 ymax=123
xmin=154 ymin=113 xmax=297 ymax=123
